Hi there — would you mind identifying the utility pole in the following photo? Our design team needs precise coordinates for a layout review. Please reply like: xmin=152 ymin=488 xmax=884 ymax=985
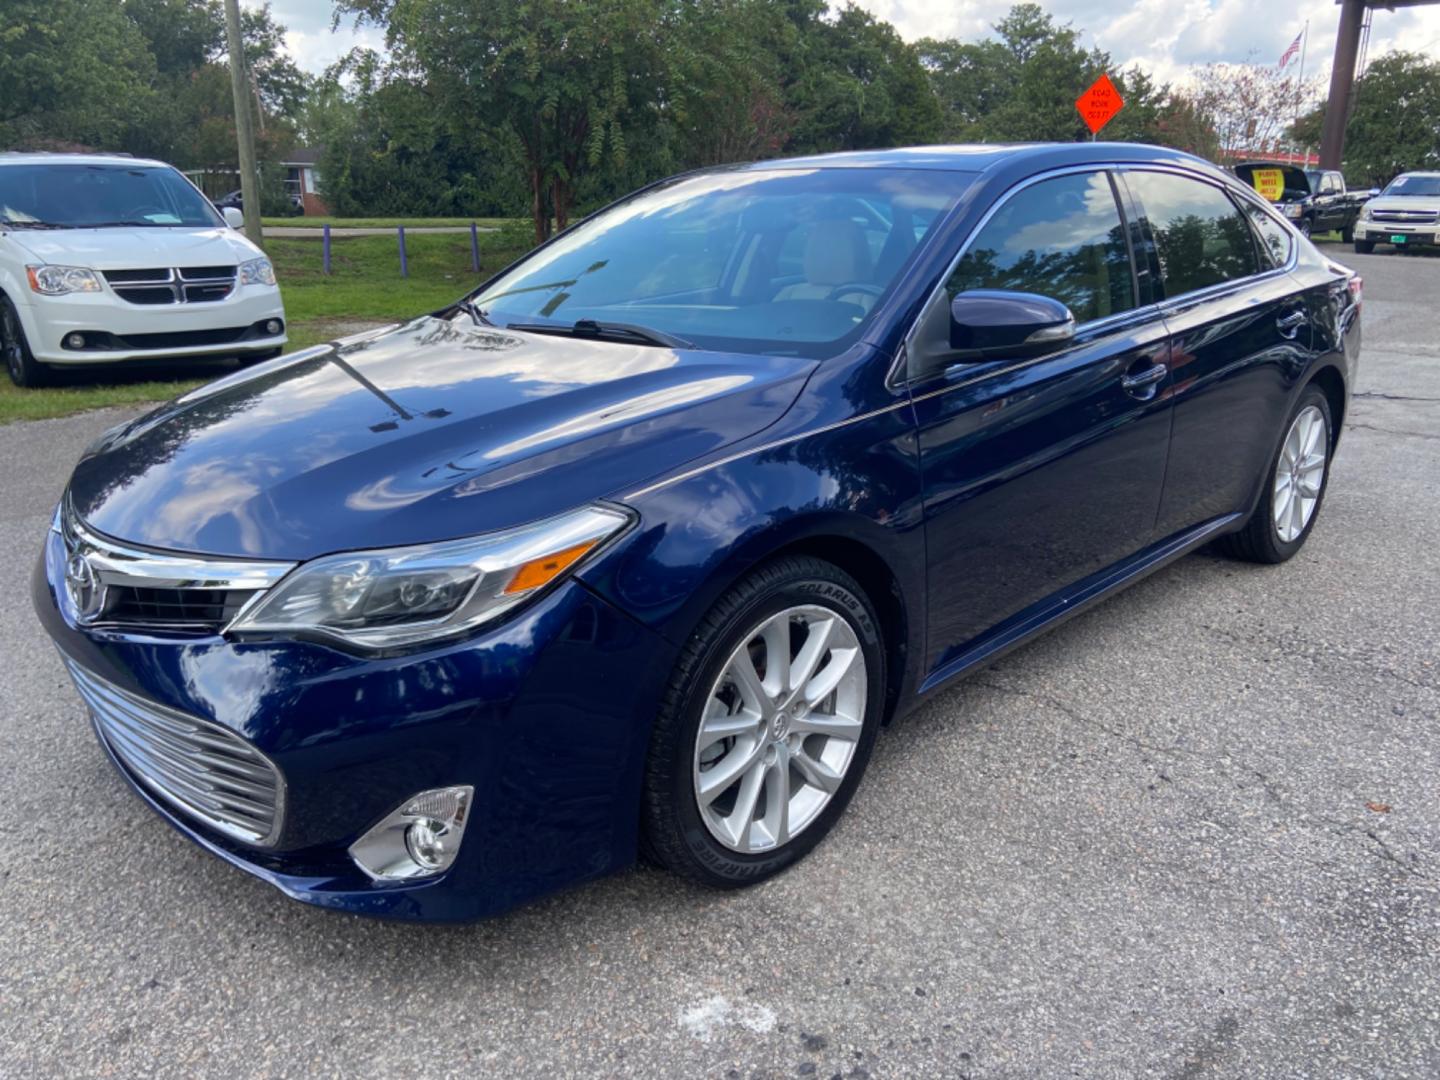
xmin=223 ymin=0 xmax=264 ymax=246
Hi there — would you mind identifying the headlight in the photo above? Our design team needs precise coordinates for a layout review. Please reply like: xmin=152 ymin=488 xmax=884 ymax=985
xmin=228 ymin=504 xmax=631 ymax=650
xmin=1360 ymin=205 xmax=1373 ymax=220
xmin=1282 ymin=204 xmax=1303 ymax=219
xmin=238 ymin=257 xmax=276 ymax=286
xmin=26 ymin=265 xmax=102 ymax=295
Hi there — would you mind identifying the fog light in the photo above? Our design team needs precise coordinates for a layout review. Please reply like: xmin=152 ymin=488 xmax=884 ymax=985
xmin=264 ymin=319 xmax=282 ymax=336
xmin=65 ymin=332 xmax=85 ymax=349
xmin=348 ymin=785 xmax=472 ymax=880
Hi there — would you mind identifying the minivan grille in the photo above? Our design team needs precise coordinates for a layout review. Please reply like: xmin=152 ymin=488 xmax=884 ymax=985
xmin=102 ymin=266 xmax=237 ymax=305
xmin=66 ymin=658 xmax=284 ymax=845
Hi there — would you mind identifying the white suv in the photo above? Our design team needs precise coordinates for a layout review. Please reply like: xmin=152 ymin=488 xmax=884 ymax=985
xmin=0 ymin=153 xmax=286 ymax=387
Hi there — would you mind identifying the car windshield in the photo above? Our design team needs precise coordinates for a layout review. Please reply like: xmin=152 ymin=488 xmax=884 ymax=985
xmin=473 ymin=168 xmax=969 ymax=357
xmin=1381 ymin=175 xmax=1440 ymax=197
xmin=0 ymin=163 xmax=222 ymax=228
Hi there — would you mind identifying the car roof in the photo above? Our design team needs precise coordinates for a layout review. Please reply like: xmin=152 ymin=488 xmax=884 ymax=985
xmin=0 ymin=152 xmax=171 ymax=168
xmin=731 ymin=142 xmax=1229 ymax=179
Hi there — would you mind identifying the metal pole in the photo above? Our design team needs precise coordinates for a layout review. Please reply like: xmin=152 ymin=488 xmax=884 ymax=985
xmin=1319 ymin=0 xmax=1365 ymax=171
xmin=398 ymin=225 xmax=408 ymax=279
xmin=470 ymin=222 xmax=480 ymax=273
xmin=222 ymin=0 xmax=263 ymax=247
xmin=1295 ymin=20 xmax=1308 ymax=128
xmin=322 ymin=223 xmax=331 ymax=276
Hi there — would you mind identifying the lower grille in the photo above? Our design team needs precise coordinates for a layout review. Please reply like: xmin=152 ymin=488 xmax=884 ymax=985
xmin=66 ymin=658 xmax=284 ymax=845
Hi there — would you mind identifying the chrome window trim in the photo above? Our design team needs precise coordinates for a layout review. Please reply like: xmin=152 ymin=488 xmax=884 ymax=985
xmin=59 ymin=501 xmax=296 ymax=592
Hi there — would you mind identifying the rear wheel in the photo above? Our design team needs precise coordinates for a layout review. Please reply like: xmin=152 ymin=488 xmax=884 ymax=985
xmin=1341 ymin=223 xmax=1355 ymax=244
xmin=1 ymin=297 xmax=49 ymax=388
xmin=1217 ymin=387 xmax=1333 ymax=564
xmin=1353 ymin=239 xmax=1375 ymax=254
xmin=641 ymin=556 xmax=885 ymax=887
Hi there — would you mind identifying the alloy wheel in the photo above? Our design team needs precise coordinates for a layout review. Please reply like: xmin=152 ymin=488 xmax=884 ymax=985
xmin=693 ymin=604 xmax=867 ymax=853
xmin=1273 ymin=404 xmax=1328 ymax=543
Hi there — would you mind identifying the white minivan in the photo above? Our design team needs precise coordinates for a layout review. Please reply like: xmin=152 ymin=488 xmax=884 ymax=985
xmin=0 ymin=153 xmax=287 ymax=387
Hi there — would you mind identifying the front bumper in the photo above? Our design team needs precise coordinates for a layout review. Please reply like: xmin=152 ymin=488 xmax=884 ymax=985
xmin=1354 ymin=221 xmax=1437 ymax=246
xmin=33 ymin=537 xmax=677 ymax=921
xmin=15 ymin=285 xmax=286 ymax=364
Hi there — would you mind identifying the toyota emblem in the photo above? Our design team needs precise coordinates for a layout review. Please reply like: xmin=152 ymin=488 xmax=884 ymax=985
xmin=64 ymin=551 xmax=104 ymax=622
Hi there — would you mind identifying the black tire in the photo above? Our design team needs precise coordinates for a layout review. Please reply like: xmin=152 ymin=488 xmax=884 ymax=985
xmin=640 ymin=555 xmax=885 ymax=888
xmin=1353 ymin=239 xmax=1375 ymax=254
xmin=1341 ymin=224 xmax=1354 ymax=244
xmin=1216 ymin=386 xmax=1333 ymax=564
xmin=1297 ymin=218 xmax=1312 ymax=238
xmin=1 ymin=296 xmax=49 ymax=388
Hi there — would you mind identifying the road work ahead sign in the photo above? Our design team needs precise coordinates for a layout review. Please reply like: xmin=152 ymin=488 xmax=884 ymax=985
xmin=1076 ymin=74 xmax=1124 ymax=136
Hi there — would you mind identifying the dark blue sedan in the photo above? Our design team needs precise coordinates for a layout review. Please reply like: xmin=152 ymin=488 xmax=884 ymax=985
xmin=34 ymin=143 xmax=1361 ymax=920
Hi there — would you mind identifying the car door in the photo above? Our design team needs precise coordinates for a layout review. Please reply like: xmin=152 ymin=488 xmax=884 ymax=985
xmin=1120 ymin=168 xmax=1312 ymax=537
xmin=905 ymin=168 xmax=1174 ymax=678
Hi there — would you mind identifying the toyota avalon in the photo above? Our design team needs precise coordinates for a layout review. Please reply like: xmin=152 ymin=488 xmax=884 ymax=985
xmin=34 ymin=143 xmax=1360 ymax=920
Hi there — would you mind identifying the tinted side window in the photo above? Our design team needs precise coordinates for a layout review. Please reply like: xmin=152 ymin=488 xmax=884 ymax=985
xmin=1127 ymin=172 xmax=1260 ymax=296
xmin=946 ymin=171 xmax=1135 ymax=324
xmin=1239 ymin=200 xmax=1292 ymax=269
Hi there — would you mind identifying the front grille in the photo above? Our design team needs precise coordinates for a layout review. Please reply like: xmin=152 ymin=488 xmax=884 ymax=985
xmin=102 ymin=266 xmax=236 ymax=305
xmin=104 ymin=585 xmax=256 ymax=629
xmin=66 ymin=658 xmax=285 ymax=845
xmin=1370 ymin=209 xmax=1439 ymax=224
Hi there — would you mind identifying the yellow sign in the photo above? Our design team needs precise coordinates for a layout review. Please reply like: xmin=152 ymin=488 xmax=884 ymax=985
xmin=1250 ymin=167 xmax=1285 ymax=202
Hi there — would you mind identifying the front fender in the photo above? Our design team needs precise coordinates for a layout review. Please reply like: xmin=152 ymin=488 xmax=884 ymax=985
xmin=579 ymin=395 xmax=929 ymax=709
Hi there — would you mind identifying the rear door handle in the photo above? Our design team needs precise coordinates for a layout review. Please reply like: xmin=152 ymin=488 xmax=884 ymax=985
xmin=1277 ymin=310 xmax=1307 ymax=339
xmin=1121 ymin=362 xmax=1168 ymax=398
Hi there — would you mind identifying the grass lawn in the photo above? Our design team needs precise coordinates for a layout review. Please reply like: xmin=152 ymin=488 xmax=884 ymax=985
xmin=261 ymin=216 xmax=516 ymax=230
xmin=0 ymin=228 xmax=532 ymax=424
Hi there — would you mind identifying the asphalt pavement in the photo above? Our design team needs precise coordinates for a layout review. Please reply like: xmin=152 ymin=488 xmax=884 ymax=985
xmin=0 ymin=244 xmax=1436 ymax=1078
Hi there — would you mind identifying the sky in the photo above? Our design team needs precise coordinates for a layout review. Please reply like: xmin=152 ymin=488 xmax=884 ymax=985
xmin=261 ymin=0 xmax=1440 ymax=89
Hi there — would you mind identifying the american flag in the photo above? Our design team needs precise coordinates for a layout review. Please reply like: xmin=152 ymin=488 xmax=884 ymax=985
xmin=1279 ymin=31 xmax=1303 ymax=68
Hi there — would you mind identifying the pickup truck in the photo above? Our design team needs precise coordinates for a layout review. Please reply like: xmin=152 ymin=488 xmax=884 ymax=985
xmin=1351 ymin=171 xmax=1440 ymax=254
xmin=1233 ymin=162 xmax=1369 ymax=240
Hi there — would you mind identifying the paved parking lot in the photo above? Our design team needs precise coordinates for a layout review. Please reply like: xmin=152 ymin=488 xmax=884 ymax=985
xmin=1 ymin=245 xmax=1436 ymax=1078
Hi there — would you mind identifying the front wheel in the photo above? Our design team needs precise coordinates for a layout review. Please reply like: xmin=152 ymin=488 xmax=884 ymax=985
xmin=1 ymin=297 xmax=49 ymax=388
xmin=640 ymin=556 xmax=885 ymax=887
xmin=1297 ymin=218 xmax=1312 ymax=238
xmin=1217 ymin=387 xmax=1333 ymax=564
xmin=1353 ymin=239 xmax=1375 ymax=254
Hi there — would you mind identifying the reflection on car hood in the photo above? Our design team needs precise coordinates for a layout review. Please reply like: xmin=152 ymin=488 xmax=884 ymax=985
xmin=7 ymin=226 xmax=260 ymax=268
xmin=68 ymin=317 xmax=817 ymax=560
xmin=1364 ymin=195 xmax=1440 ymax=214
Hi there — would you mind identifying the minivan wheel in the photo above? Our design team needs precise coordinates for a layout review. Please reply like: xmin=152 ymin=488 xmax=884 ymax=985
xmin=1 ymin=297 xmax=49 ymax=388
xmin=1217 ymin=387 xmax=1333 ymax=564
xmin=640 ymin=556 xmax=885 ymax=887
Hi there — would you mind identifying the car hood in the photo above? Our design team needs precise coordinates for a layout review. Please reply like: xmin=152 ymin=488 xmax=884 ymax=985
xmin=9 ymin=226 xmax=260 ymax=268
xmin=1364 ymin=195 xmax=1440 ymax=214
xmin=68 ymin=317 xmax=817 ymax=560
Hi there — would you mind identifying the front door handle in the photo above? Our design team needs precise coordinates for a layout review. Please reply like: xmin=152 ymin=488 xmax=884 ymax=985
xmin=1121 ymin=362 xmax=1168 ymax=399
xmin=1277 ymin=310 xmax=1308 ymax=339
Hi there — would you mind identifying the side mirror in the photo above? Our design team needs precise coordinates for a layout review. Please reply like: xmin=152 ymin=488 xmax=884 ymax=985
xmin=222 ymin=206 xmax=245 ymax=230
xmin=949 ymin=289 xmax=1076 ymax=356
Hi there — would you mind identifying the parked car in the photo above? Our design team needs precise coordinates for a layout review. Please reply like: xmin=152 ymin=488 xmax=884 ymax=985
xmin=0 ymin=153 xmax=287 ymax=387
xmin=35 ymin=143 xmax=1360 ymax=921
xmin=1233 ymin=162 xmax=1369 ymax=239
xmin=1351 ymin=171 xmax=1440 ymax=254
xmin=214 ymin=188 xmax=303 ymax=216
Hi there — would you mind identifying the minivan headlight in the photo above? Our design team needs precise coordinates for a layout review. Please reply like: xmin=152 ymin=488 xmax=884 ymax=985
xmin=26 ymin=265 xmax=102 ymax=295
xmin=238 ymin=257 xmax=276 ymax=286
xmin=228 ymin=504 xmax=630 ymax=650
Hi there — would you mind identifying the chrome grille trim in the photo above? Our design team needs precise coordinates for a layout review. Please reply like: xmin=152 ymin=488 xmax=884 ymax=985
xmin=101 ymin=266 xmax=238 ymax=305
xmin=58 ymin=502 xmax=295 ymax=632
xmin=1370 ymin=209 xmax=1439 ymax=224
xmin=66 ymin=657 xmax=286 ymax=846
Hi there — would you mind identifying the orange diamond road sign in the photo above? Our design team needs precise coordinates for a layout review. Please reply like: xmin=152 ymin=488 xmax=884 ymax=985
xmin=1076 ymin=74 xmax=1124 ymax=136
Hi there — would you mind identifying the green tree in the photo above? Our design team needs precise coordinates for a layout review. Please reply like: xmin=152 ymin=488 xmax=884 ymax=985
xmin=1292 ymin=51 xmax=1440 ymax=185
xmin=0 ymin=0 xmax=155 ymax=148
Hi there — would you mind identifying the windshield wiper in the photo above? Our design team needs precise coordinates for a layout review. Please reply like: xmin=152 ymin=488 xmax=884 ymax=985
xmin=507 ymin=318 xmax=693 ymax=349
xmin=454 ymin=300 xmax=495 ymax=327
xmin=0 ymin=220 xmax=74 ymax=230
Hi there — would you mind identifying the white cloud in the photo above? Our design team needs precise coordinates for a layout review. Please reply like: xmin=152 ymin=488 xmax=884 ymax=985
xmin=257 ymin=0 xmax=1440 ymax=87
